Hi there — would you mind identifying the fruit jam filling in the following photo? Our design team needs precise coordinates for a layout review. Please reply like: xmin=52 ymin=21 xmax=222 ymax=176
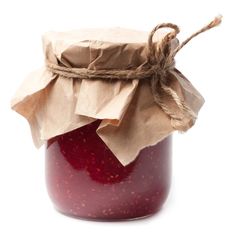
xmin=46 ymin=120 xmax=171 ymax=220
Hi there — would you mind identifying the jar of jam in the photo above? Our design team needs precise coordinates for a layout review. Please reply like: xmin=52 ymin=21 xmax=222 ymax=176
xmin=11 ymin=17 xmax=216 ymax=221
xmin=46 ymin=120 xmax=172 ymax=220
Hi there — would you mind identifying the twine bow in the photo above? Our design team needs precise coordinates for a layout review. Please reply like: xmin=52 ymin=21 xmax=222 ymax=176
xmin=46 ymin=16 xmax=222 ymax=131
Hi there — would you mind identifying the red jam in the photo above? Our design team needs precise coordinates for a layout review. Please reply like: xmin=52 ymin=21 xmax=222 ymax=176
xmin=46 ymin=120 xmax=172 ymax=220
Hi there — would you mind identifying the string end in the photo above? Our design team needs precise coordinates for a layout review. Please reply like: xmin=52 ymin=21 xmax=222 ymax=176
xmin=210 ymin=15 xmax=223 ymax=28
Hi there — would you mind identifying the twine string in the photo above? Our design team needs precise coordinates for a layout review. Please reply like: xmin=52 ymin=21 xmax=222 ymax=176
xmin=46 ymin=16 xmax=222 ymax=130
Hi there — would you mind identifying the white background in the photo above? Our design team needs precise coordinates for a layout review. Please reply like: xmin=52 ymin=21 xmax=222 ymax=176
xmin=0 ymin=0 xmax=235 ymax=235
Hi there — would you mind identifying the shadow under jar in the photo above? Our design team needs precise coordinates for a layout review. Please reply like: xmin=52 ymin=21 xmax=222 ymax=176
xmin=45 ymin=120 xmax=172 ymax=221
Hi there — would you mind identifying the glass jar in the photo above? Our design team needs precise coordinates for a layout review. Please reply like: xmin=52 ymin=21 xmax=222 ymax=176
xmin=45 ymin=120 xmax=172 ymax=220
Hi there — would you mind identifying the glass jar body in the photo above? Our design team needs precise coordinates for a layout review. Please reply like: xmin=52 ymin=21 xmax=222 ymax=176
xmin=45 ymin=120 xmax=172 ymax=220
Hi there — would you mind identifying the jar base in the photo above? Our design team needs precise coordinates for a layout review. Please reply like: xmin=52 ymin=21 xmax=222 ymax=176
xmin=54 ymin=206 xmax=162 ymax=222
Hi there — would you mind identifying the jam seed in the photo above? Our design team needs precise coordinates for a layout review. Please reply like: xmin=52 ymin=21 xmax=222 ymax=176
xmin=102 ymin=209 xmax=108 ymax=215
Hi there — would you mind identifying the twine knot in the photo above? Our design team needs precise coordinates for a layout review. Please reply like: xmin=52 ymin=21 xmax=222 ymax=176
xmin=46 ymin=16 xmax=222 ymax=131
xmin=145 ymin=17 xmax=221 ymax=130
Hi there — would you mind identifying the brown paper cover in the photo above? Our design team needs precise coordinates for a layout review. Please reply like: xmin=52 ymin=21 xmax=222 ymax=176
xmin=11 ymin=28 xmax=204 ymax=165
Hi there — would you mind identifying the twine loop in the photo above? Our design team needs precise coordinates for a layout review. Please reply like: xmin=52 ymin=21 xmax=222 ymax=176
xmin=46 ymin=16 xmax=222 ymax=131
